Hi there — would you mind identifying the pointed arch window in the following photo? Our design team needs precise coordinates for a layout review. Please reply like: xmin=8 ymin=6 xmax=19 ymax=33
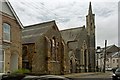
xmin=52 ymin=37 xmax=56 ymax=47
xmin=22 ymin=46 xmax=28 ymax=58
xmin=52 ymin=37 xmax=56 ymax=60
xmin=50 ymin=39 xmax=52 ymax=57
xmin=3 ymin=23 xmax=11 ymax=42
xmin=50 ymin=37 xmax=57 ymax=61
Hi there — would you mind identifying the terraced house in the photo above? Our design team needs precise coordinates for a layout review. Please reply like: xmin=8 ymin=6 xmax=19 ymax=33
xmin=0 ymin=1 xmax=23 ymax=73
xmin=97 ymin=45 xmax=120 ymax=71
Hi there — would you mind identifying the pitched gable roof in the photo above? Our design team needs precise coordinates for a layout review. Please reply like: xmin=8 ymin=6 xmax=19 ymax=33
xmin=99 ymin=45 xmax=120 ymax=57
xmin=1 ymin=1 xmax=14 ymax=16
xmin=1 ymin=0 xmax=23 ymax=28
xmin=102 ymin=45 xmax=119 ymax=53
xmin=60 ymin=26 xmax=85 ymax=44
xmin=22 ymin=20 xmax=56 ymax=44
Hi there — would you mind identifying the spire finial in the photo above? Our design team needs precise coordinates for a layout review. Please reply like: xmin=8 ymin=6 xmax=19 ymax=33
xmin=89 ymin=1 xmax=92 ymax=14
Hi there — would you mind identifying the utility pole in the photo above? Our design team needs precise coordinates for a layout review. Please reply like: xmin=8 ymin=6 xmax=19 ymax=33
xmin=103 ymin=40 xmax=107 ymax=73
xmin=118 ymin=47 xmax=120 ymax=67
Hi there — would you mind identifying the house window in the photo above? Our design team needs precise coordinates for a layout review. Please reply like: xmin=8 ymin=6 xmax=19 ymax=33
xmin=113 ymin=59 xmax=115 ymax=63
xmin=107 ymin=58 xmax=109 ymax=62
xmin=117 ymin=59 xmax=118 ymax=63
xmin=0 ymin=46 xmax=4 ymax=73
xmin=3 ymin=23 xmax=11 ymax=42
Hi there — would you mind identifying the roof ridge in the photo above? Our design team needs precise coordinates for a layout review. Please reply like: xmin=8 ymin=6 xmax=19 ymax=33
xmin=101 ymin=44 xmax=116 ymax=49
xmin=24 ymin=20 xmax=55 ymax=28
xmin=60 ymin=25 xmax=85 ymax=32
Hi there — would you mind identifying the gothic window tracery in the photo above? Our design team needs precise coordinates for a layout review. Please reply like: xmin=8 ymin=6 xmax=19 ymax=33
xmin=22 ymin=46 xmax=28 ymax=57
xmin=50 ymin=37 xmax=57 ymax=61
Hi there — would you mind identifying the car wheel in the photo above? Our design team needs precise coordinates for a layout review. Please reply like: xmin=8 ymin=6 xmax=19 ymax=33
xmin=112 ymin=77 xmax=117 ymax=80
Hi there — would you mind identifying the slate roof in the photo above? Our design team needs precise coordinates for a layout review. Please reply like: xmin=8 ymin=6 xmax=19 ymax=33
xmin=22 ymin=20 xmax=56 ymax=44
xmin=106 ymin=52 xmax=120 ymax=58
xmin=100 ymin=45 xmax=119 ymax=53
xmin=97 ymin=45 xmax=118 ymax=53
xmin=111 ymin=52 xmax=120 ymax=58
xmin=60 ymin=26 xmax=85 ymax=44
xmin=98 ymin=45 xmax=120 ymax=58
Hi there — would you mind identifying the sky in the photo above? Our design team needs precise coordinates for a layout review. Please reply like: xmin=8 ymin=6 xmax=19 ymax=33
xmin=8 ymin=0 xmax=119 ymax=48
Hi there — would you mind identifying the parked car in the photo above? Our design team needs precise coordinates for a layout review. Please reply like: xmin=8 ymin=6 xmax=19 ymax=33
xmin=106 ymin=67 xmax=112 ymax=71
xmin=1 ymin=74 xmax=25 ymax=80
xmin=112 ymin=68 xmax=120 ymax=80
xmin=112 ymin=67 xmax=119 ymax=73
xmin=22 ymin=75 xmax=71 ymax=80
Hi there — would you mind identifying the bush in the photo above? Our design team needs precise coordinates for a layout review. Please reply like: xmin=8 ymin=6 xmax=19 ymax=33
xmin=12 ymin=69 xmax=30 ymax=74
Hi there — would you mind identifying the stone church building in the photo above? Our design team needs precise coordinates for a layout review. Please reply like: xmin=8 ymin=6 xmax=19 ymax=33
xmin=22 ymin=2 xmax=96 ymax=74
xmin=61 ymin=2 xmax=96 ymax=72
xmin=22 ymin=21 xmax=70 ymax=75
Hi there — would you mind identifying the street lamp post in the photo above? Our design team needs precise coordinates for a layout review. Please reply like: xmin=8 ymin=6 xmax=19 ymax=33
xmin=118 ymin=49 xmax=120 ymax=67
xmin=96 ymin=46 xmax=101 ymax=72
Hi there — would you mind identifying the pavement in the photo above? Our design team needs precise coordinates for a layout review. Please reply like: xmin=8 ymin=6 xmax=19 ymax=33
xmin=0 ymin=71 xmax=113 ymax=79
xmin=63 ymin=71 xmax=113 ymax=78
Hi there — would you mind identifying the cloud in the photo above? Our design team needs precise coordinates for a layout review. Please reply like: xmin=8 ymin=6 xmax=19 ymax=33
xmin=96 ymin=13 xmax=118 ymax=47
xmin=9 ymin=0 xmax=118 ymax=47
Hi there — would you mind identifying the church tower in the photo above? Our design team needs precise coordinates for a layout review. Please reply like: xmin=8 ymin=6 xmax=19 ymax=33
xmin=86 ymin=2 xmax=96 ymax=72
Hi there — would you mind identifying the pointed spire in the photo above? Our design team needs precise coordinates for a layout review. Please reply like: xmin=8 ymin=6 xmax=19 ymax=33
xmin=88 ymin=2 xmax=92 ymax=14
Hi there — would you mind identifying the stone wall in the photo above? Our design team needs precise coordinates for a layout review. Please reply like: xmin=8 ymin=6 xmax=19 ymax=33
xmin=2 ymin=13 xmax=22 ymax=73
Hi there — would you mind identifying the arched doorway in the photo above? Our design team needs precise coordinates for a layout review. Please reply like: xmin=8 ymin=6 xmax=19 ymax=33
xmin=70 ymin=59 xmax=73 ymax=73
xmin=22 ymin=46 xmax=29 ymax=70
xmin=10 ymin=52 xmax=18 ymax=72
xmin=69 ymin=50 xmax=76 ymax=73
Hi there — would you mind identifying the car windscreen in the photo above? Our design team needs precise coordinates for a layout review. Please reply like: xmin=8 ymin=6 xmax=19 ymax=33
xmin=116 ymin=68 xmax=120 ymax=72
